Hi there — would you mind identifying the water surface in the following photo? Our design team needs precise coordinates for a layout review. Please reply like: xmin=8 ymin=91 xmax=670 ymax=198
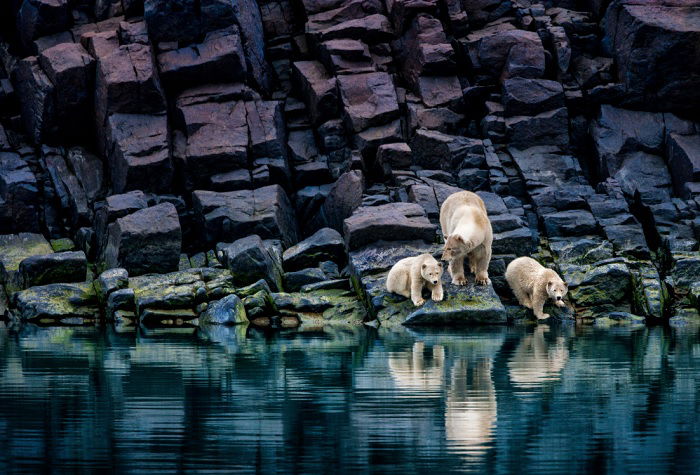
xmin=0 ymin=322 xmax=698 ymax=474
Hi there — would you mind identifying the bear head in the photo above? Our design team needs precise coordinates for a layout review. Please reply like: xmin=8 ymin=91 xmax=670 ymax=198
xmin=546 ymin=279 xmax=568 ymax=303
xmin=421 ymin=258 xmax=443 ymax=285
xmin=441 ymin=234 xmax=473 ymax=261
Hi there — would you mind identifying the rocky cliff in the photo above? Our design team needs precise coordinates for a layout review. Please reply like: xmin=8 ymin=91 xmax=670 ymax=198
xmin=0 ymin=0 xmax=699 ymax=327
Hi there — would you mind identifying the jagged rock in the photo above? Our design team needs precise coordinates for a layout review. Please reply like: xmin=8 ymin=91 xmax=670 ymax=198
xmin=502 ymin=78 xmax=565 ymax=117
xmin=144 ymin=0 xmax=202 ymax=44
xmin=506 ymin=107 xmax=569 ymax=149
xmin=603 ymin=1 xmax=700 ymax=113
xmin=174 ymin=86 xmax=248 ymax=188
xmin=614 ymin=152 xmax=672 ymax=205
xmin=312 ymin=170 xmax=364 ymax=233
xmin=337 ymin=72 xmax=400 ymax=132
xmin=284 ymin=268 xmax=327 ymax=291
xmin=411 ymin=129 xmax=484 ymax=171
xmin=282 ymin=227 xmax=345 ymax=271
xmin=0 ymin=154 xmax=40 ymax=232
xmin=12 ymin=56 xmax=54 ymax=145
xmin=291 ymin=61 xmax=338 ymax=125
xmin=395 ymin=14 xmax=456 ymax=88
xmin=95 ymin=43 xmax=166 ymax=123
xmin=12 ymin=282 xmax=98 ymax=322
xmin=43 ymin=151 xmax=91 ymax=227
xmin=106 ymin=288 xmax=136 ymax=320
xmin=105 ymin=113 xmax=172 ymax=194
xmin=17 ymin=0 xmax=72 ymax=51
xmin=667 ymin=133 xmax=700 ymax=199
xmin=0 ymin=233 xmax=53 ymax=293
xmin=66 ymin=147 xmax=105 ymax=204
xmin=590 ymin=105 xmax=665 ymax=177
xmin=376 ymin=142 xmax=412 ymax=175
xmin=246 ymin=100 xmax=287 ymax=159
xmin=19 ymin=251 xmax=87 ymax=288
xmin=318 ymin=38 xmax=374 ymax=74
xmin=570 ymin=261 xmax=632 ymax=306
xmin=543 ymin=209 xmax=598 ymax=237
xmin=157 ymin=27 xmax=247 ymax=91
xmin=104 ymin=202 xmax=182 ymax=275
xmin=416 ymin=76 xmax=462 ymax=107
xmin=343 ymin=202 xmax=436 ymax=250
xmin=220 ymin=234 xmax=283 ymax=290
xmin=200 ymin=294 xmax=247 ymax=325
xmin=312 ymin=13 xmax=393 ymax=43
xmin=465 ymin=27 xmax=546 ymax=81
xmin=192 ymin=185 xmax=299 ymax=247
xmin=96 ymin=267 xmax=128 ymax=302
xmin=672 ymin=253 xmax=700 ymax=291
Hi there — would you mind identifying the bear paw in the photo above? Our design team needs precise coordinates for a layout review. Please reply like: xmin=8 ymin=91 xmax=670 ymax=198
xmin=475 ymin=274 xmax=490 ymax=286
xmin=555 ymin=300 xmax=566 ymax=308
xmin=412 ymin=297 xmax=426 ymax=306
xmin=536 ymin=313 xmax=550 ymax=320
xmin=432 ymin=290 xmax=443 ymax=301
xmin=452 ymin=275 xmax=467 ymax=286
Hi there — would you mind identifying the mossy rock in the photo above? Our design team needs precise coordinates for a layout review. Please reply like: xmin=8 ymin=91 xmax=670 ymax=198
xmin=569 ymin=261 xmax=631 ymax=306
xmin=0 ymin=233 xmax=54 ymax=293
xmin=50 ymin=238 xmax=76 ymax=252
xmin=12 ymin=282 xmax=98 ymax=322
xmin=671 ymin=253 xmax=700 ymax=291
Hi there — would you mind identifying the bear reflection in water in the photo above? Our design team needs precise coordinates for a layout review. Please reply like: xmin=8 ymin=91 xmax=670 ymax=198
xmin=387 ymin=341 xmax=497 ymax=455
xmin=508 ymin=326 xmax=570 ymax=389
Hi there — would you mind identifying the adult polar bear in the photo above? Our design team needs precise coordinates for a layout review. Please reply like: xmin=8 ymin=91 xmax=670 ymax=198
xmin=440 ymin=191 xmax=493 ymax=286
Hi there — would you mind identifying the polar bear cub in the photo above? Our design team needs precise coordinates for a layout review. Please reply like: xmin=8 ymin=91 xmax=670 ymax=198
xmin=440 ymin=191 xmax=493 ymax=285
xmin=505 ymin=256 xmax=568 ymax=320
xmin=386 ymin=254 xmax=444 ymax=306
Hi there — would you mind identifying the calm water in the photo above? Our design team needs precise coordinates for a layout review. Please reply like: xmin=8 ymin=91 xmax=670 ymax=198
xmin=0 ymin=322 xmax=699 ymax=474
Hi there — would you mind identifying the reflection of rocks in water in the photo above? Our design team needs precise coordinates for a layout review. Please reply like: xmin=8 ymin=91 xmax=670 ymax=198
xmin=508 ymin=326 xmax=569 ymax=389
xmin=445 ymin=358 xmax=497 ymax=456
xmin=388 ymin=341 xmax=445 ymax=393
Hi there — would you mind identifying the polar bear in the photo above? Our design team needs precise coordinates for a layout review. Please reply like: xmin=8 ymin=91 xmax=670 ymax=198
xmin=505 ymin=256 xmax=568 ymax=320
xmin=386 ymin=253 xmax=444 ymax=306
xmin=440 ymin=191 xmax=493 ymax=286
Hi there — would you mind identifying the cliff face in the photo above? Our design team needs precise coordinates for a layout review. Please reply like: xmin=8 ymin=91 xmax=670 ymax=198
xmin=0 ymin=0 xmax=699 ymax=326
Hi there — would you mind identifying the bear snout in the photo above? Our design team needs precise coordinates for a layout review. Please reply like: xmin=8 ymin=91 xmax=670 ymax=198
xmin=556 ymin=296 xmax=562 ymax=301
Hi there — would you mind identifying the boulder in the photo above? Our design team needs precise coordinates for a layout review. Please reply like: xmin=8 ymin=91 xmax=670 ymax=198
xmin=376 ymin=142 xmax=412 ymax=174
xmin=313 ymin=170 xmax=364 ymax=232
xmin=200 ymin=294 xmax=247 ymax=325
xmin=337 ymin=72 xmax=400 ymax=132
xmin=43 ymin=151 xmax=91 ymax=227
xmin=19 ymin=251 xmax=87 ymax=288
xmin=542 ymin=210 xmax=598 ymax=237
xmin=505 ymin=108 xmax=569 ymax=149
xmin=12 ymin=56 xmax=54 ymax=145
xmin=192 ymin=185 xmax=299 ymax=247
xmin=466 ymin=28 xmax=545 ymax=81
xmin=410 ymin=129 xmax=484 ymax=171
xmin=105 ymin=113 xmax=172 ymax=194
xmin=104 ymin=202 xmax=182 ymax=275
xmin=343 ymin=202 xmax=436 ymax=250
xmin=245 ymin=100 xmax=287 ymax=159
xmin=284 ymin=268 xmax=327 ymax=291
xmin=221 ymin=235 xmax=283 ymax=290
xmin=144 ymin=0 xmax=202 ymax=44
xmin=502 ymin=78 xmax=565 ymax=117
xmin=570 ymin=261 xmax=632 ymax=306
xmin=667 ymin=133 xmax=700 ymax=198
xmin=291 ymin=61 xmax=338 ymax=125
xmin=157 ymin=27 xmax=247 ymax=91
xmin=231 ymin=0 xmax=273 ymax=93
xmin=17 ymin=0 xmax=71 ymax=51
xmin=12 ymin=282 xmax=98 ymax=322
xmin=0 ymin=233 xmax=53 ymax=292
xmin=96 ymin=267 xmax=129 ymax=302
xmin=395 ymin=14 xmax=456 ymax=88
xmin=415 ymin=76 xmax=462 ymax=108
xmin=0 ymin=155 xmax=41 ymax=233
xmin=282 ymin=227 xmax=345 ymax=271
xmin=603 ymin=1 xmax=700 ymax=113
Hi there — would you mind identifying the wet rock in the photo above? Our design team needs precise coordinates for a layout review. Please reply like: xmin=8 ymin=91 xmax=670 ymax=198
xmin=569 ymin=261 xmax=632 ymax=306
xmin=13 ymin=282 xmax=98 ymax=322
xmin=106 ymin=288 xmax=136 ymax=319
xmin=192 ymin=185 xmax=298 ymax=247
xmin=502 ymin=78 xmax=564 ymax=117
xmin=284 ymin=268 xmax=327 ymax=291
xmin=343 ymin=202 xmax=436 ymax=250
xmin=104 ymin=202 xmax=182 ymax=276
xmin=0 ymin=233 xmax=53 ymax=293
xmin=671 ymin=253 xmax=700 ymax=291
xmin=96 ymin=267 xmax=128 ymax=302
xmin=19 ymin=251 xmax=87 ymax=288
xmin=200 ymin=294 xmax=247 ymax=325
xmin=220 ymin=235 xmax=283 ymax=291
xmin=337 ymin=72 xmax=399 ymax=132
xmin=282 ymin=227 xmax=345 ymax=271
xmin=157 ymin=27 xmax=247 ymax=92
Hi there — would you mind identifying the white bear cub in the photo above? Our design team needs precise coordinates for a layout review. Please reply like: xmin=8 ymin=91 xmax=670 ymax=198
xmin=505 ymin=256 xmax=568 ymax=320
xmin=386 ymin=254 xmax=444 ymax=307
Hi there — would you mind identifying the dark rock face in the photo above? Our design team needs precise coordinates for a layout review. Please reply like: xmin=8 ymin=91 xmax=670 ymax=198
xmin=104 ymin=202 xmax=182 ymax=275
xmin=2 ymin=0 xmax=700 ymax=327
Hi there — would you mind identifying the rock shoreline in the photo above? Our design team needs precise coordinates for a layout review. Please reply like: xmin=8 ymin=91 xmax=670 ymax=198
xmin=0 ymin=0 xmax=699 ymax=328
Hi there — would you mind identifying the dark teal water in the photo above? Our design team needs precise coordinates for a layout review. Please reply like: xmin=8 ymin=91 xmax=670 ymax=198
xmin=0 ymin=322 xmax=698 ymax=474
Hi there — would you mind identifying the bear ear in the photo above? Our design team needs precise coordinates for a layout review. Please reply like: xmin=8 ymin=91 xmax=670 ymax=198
xmin=454 ymin=235 xmax=464 ymax=243
xmin=437 ymin=262 xmax=443 ymax=269
xmin=564 ymin=282 xmax=569 ymax=289
xmin=422 ymin=263 xmax=427 ymax=269
xmin=547 ymin=281 xmax=554 ymax=291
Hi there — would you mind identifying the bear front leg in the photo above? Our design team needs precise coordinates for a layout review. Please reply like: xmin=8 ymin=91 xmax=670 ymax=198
xmin=430 ymin=281 xmax=444 ymax=302
xmin=449 ymin=257 xmax=467 ymax=286
xmin=471 ymin=245 xmax=491 ymax=285
xmin=531 ymin=293 xmax=549 ymax=320
xmin=410 ymin=280 xmax=425 ymax=306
